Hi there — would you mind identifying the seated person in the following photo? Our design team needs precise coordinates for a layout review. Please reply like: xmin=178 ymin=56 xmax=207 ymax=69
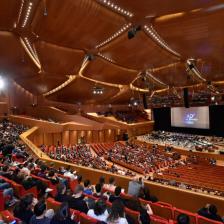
xmin=109 ymin=186 xmax=123 ymax=203
xmin=104 ymin=177 xmax=116 ymax=192
xmin=55 ymin=184 xmax=70 ymax=203
xmin=68 ymin=185 xmax=88 ymax=214
xmin=47 ymin=170 xmax=59 ymax=185
xmin=87 ymin=199 xmax=109 ymax=222
xmin=138 ymin=186 xmax=158 ymax=203
xmin=14 ymin=194 xmax=34 ymax=224
xmin=83 ymin=179 xmax=93 ymax=195
xmin=177 ymin=214 xmax=190 ymax=224
xmin=198 ymin=204 xmax=223 ymax=222
xmin=128 ymin=177 xmax=144 ymax=197
xmin=50 ymin=202 xmax=77 ymax=224
xmin=29 ymin=200 xmax=53 ymax=224
xmin=93 ymin=183 xmax=108 ymax=201
xmin=107 ymin=200 xmax=128 ymax=224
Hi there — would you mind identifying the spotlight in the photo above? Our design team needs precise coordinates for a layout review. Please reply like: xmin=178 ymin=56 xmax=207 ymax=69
xmin=86 ymin=54 xmax=94 ymax=61
xmin=92 ymin=86 xmax=104 ymax=95
xmin=211 ymin=96 xmax=215 ymax=101
xmin=0 ymin=77 xmax=5 ymax=90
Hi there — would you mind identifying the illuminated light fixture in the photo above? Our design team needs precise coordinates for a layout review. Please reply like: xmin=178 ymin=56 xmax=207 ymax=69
xmin=130 ymin=98 xmax=139 ymax=106
xmin=17 ymin=0 xmax=25 ymax=25
xmin=21 ymin=2 xmax=33 ymax=28
xmin=98 ymin=0 xmax=133 ymax=18
xmin=144 ymin=25 xmax=181 ymax=58
xmin=211 ymin=96 xmax=215 ymax=101
xmin=155 ymin=12 xmax=185 ymax=22
xmin=92 ymin=86 xmax=104 ymax=95
xmin=97 ymin=52 xmax=115 ymax=63
xmin=0 ymin=76 xmax=5 ymax=90
xmin=95 ymin=23 xmax=131 ymax=48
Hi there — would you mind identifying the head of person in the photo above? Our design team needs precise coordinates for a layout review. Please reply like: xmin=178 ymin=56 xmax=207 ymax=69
xmin=48 ymin=170 xmax=55 ymax=177
xmin=114 ymin=186 xmax=122 ymax=197
xmin=99 ymin=176 xmax=105 ymax=186
xmin=54 ymin=202 xmax=70 ymax=221
xmin=15 ymin=193 xmax=34 ymax=212
xmin=94 ymin=200 xmax=107 ymax=216
xmin=66 ymin=166 xmax=71 ymax=172
xmin=57 ymin=183 xmax=66 ymax=195
xmin=109 ymin=177 xmax=115 ymax=185
xmin=107 ymin=200 xmax=125 ymax=222
xmin=77 ymin=175 xmax=82 ymax=184
xmin=95 ymin=183 xmax=102 ymax=194
xmin=34 ymin=200 xmax=47 ymax=217
xmin=74 ymin=184 xmax=84 ymax=198
xmin=208 ymin=204 xmax=218 ymax=215
xmin=84 ymin=179 xmax=91 ymax=188
xmin=177 ymin=214 xmax=190 ymax=224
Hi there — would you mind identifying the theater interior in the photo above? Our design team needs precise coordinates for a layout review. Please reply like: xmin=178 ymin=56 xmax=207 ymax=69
xmin=1 ymin=0 xmax=224 ymax=223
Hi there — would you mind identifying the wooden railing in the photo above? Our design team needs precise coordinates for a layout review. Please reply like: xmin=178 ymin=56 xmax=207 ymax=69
xmin=20 ymin=127 xmax=224 ymax=214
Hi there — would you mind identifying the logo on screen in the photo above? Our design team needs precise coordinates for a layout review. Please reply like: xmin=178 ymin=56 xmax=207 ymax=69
xmin=184 ymin=113 xmax=198 ymax=125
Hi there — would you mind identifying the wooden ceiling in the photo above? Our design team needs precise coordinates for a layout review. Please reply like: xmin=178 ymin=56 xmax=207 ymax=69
xmin=0 ymin=0 xmax=224 ymax=105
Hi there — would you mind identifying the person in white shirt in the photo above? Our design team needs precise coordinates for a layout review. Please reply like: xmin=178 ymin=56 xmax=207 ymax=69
xmin=63 ymin=166 xmax=77 ymax=181
xmin=104 ymin=177 xmax=116 ymax=192
xmin=87 ymin=199 xmax=109 ymax=222
xmin=107 ymin=200 xmax=128 ymax=224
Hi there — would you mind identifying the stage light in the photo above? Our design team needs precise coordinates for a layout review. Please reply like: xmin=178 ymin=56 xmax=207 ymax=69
xmin=0 ymin=77 xmax=5 ymax=90
xmin=211 ymin=96 xmax=215 ymax=101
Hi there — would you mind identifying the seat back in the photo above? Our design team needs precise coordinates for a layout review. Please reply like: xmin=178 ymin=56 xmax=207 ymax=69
xmin=197 ymin=215 xmax=223 ymax=224
xmin=124 ymin=207 xmax=140 ymax=224
xmin=150 ymin=215 xmax=169 ymax=224
xmin=151 ymin=203 xmax=173 ymax=220
xmin=70 ymin=209 xmax=81 ymax=223
xmin=0 ymin=210 xmax=20 ymax=223
xmin=79 ymin=212 xmax=98 ymax=224
xmin=46 ymin=197 xmax=61 ymax=211
xmin=173 ymin=207 xmax=197 ymax=224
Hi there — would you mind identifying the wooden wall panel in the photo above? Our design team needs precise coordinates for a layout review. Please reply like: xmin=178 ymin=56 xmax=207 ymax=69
xmin=62 ymin=131 xmax=70 ymax=145
xmin=53 ymin=133 xmax=62 ymax=145
xmin=69 ymin=130 xmax=77 ymax=145
xmin=44 ymin=133 xmax=53 ymax=145
xmin=92 ymin=130 xmax=99 ymax=143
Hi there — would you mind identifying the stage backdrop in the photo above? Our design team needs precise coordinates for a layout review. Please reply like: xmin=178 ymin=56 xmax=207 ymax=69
xmin=153 ymin=105 xmax=224 ymax=137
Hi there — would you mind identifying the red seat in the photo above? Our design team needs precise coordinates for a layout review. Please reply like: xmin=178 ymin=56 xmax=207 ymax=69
xmin=150 ymin=215 xmax=169 ymax=224
xmin=79 ymin=212 xmax=98 ymax=224
xmin=173 ymin=207 xmax=197 ymax=224
xmin=197 ymin=215 xmax=223 ymax=224
xmin=0 ymin=210 xmax=20 ymax=223
xmin=124 ymin=207 xmax=140 ymax=224
xmin=70 ymin=209 xmax=81 ymax=223
xmin=150 ymin=203 xmax=174 ymax=220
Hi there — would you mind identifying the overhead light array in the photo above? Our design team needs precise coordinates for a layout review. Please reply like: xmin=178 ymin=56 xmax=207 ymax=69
xmin=17 ymin=0 xmax=25 ymax=26
xmin=95 ymin=23 xmax=131 ymax=48
xmin=22 ymin=2 xmax=33 ymax=27
xmin=23 ymin=37 xmax=40 ymax=64
xmin=97 ymin=52 xmax=115 ymax=63
xmin=98 ymin=0 xmax=133 ymax=17
xmin=92 ymin=86 xmax=104 ymax=95
xmin=43 ymin=75 xmax=76 ymax=96
xmin=144 ymin=25 xmax=181 ymax=58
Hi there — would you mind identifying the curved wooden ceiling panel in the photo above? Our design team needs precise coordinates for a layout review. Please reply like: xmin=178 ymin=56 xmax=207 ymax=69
xmin=14 ymin=74 xmax=67 ymax=95
xmin=83 ymin=56 xmax=138 ymax=85
xmin=32 ymin=0 xmax=125 ymax=50
xmin=112 ymin=0 xmax=223 ymax=18
xmin=154 ymin=10 xmax=224 ymax=60
xmin=101 ymin=31 xmax=179 ymax=70
xmin=35 ymin=41 xmax=85 ymax=76
xmin=0 ymin=0 xmax=20 ymax=30
xmin=46 ymin=77 xmax=120 ymax=104
xmin=0 ymin=31 xmax=38 ymax=79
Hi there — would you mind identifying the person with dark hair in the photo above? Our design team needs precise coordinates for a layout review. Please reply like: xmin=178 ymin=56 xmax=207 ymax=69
xmin=105 ymin=177 xmax=116 ymax=192
xmin=138 ymin=186 xmax=158 ymax=203
xmin=68 ymin=185 xmax=88 ymax=213
xmin=83 ymin=179 xmax=93 ymax=195
xmin=50 ymin=202 xmax=77 ymax=224
xmin=55 ymin=184 xmax=69 ymax=203
xmin=177 ymin=214 xmax=190 ymax=224
xmin=125 ymin=197 xmax=152 ymax=224
xmin=29 ymin=200 xmax=52 ymax=224
xmin=107 ymin=200 xmax=128 ymax=224
xmin=13 ymin=193 xmax=34 ymax=224
xmin=109 ymin=186 xmax=123 ymax=203
xmin=87 ymin=199 xmax=109 ymax=222
xmin=98 ymin=176 xmax=105 ymax=188
xmin=198 ymin=204 xmax=223 ymax=222
xmin=47 ymin=170 xmax=59 ymax=185
xmin=93 ymin=183 xmax=108 ymax=201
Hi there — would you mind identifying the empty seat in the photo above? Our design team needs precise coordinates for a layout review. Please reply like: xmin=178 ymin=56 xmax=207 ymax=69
xmin=79 ymin=212 xmax=98 ymax=224
xmin=150 ymin=203 xmax=174 ymax=220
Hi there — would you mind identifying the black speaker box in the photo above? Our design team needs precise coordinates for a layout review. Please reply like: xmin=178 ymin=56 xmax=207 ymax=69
xmin=143 ymin=93 xmax=148 ymax=109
